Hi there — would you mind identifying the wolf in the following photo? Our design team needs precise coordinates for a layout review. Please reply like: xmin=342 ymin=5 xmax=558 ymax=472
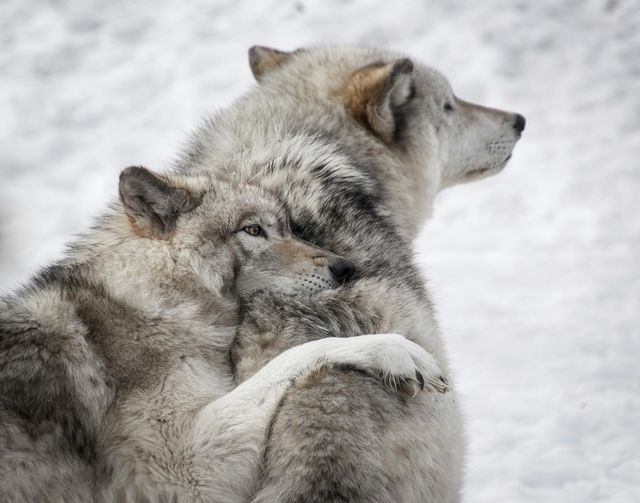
xmin=0 ymin=166 xmax=446 ymax=502
xmin=181 ymin=45 xmax=525 ymax=502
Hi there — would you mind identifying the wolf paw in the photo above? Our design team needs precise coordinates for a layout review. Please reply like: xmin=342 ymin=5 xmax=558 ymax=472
xmin=332 ymin=333 xmax=449 ymax=397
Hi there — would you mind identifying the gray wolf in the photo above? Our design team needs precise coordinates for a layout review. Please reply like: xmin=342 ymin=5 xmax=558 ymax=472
xmin=0 ymin=166 xmax=444 ymax=501
xmin=184 ymin=45 xmax=525 ymax=502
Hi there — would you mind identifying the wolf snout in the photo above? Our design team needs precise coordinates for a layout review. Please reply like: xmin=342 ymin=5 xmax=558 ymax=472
xmin=513 ymin=113 xmax=526 ymax=134
xmin=329 ymin=258 xmax=355 ymax=283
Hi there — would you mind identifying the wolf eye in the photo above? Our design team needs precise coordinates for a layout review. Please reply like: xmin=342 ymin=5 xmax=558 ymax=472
xmin=243 ymin=224 xmax=266 ymax=237
xmin=444 ymin=102 xmax=454 ymax=113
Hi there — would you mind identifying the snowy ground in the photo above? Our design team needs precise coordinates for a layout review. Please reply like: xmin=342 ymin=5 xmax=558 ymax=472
xmin=1 ymin=0 xmax=638 ymax=501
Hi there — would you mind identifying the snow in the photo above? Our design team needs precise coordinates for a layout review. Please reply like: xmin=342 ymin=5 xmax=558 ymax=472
xmin=1 ymin=0 xmax=638 ymax=501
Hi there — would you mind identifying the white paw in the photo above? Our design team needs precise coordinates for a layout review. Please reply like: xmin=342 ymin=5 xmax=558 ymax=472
xmin=328 ymin=333 xmax=448 ymax=396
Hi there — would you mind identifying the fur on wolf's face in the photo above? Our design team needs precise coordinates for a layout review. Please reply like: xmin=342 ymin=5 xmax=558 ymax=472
xmin=248 ymin=45 xmax=524 ymax=190
xmin=118 ymin=166 xmax=353 ymax=298
xmin=410 ymin=69 xmax=524 ymax=187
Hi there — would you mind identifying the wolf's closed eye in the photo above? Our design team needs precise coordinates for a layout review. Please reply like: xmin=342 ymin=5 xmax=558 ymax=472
xmin=243 ymin=224 xmax=266 ymax=237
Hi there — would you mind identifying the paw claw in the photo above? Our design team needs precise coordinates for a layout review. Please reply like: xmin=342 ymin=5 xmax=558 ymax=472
xmin=396 ymin=377 xmax=421 ymax=398
xmin=415 ymin=369 xmax=425 ymax=391
xmin=426 ymin=376 xmax=449 ymax=394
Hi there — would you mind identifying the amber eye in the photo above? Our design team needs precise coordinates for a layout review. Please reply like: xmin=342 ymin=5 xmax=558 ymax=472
xmin=243 ymin=224 xmax=266 ymax=237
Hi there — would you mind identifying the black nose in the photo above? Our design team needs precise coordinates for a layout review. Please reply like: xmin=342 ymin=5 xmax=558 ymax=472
xmin=513 ymin=113 xmax=526 ymax=133
xmin=329 ymin=259 xmax=356 ymax=283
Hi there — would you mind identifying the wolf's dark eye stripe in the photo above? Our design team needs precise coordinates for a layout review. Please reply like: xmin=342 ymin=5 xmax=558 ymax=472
xmin=243 ymin=224 xmax=266 ymax=237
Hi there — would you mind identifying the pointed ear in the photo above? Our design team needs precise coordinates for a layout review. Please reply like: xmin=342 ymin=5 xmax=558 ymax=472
xmin=342 ymin=58 xmax=415 ymax=143
xmin=119 ymin=166 xmax=199 ymax=238
xmin=248 ymin=46 xmax=294 ymax=82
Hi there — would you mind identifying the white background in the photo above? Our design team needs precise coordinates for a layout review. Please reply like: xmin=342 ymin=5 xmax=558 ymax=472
xmin=1 ymin=1 xmax=638 ymax=501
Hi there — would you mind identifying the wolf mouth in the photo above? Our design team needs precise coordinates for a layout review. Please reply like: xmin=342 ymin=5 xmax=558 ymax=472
xmin=465 ymin=166 xmax=494 ymax=179
xmin=465 ymin=155 xmax=511 ymax=180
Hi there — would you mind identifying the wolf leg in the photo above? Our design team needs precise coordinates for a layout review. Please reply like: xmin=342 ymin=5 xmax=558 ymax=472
xmin=114 ymin=334 xmax=441 ymax=502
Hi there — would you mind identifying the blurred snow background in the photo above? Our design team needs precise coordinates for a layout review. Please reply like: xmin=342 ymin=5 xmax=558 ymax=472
xmin=1 ymin=0 xmax=638 ymax=501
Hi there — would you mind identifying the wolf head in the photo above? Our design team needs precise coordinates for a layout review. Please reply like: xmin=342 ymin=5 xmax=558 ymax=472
xmin=248 ymin=45 xmax=524 ymax=192
xmin=118 ymin=166 xmax=354 ymax=298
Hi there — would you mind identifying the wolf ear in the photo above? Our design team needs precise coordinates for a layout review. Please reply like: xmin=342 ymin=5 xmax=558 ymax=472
xmin=119 ymin=166 xmax=199 ymax=238
xmin=248 ymin=46 xmax=294 ymax=82
xmin=342 ymin=58 xmax=415 ymax=143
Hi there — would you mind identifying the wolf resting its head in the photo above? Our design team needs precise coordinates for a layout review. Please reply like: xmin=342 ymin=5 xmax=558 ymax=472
xmin=118 ymin=166 xmax=354 ymax=300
